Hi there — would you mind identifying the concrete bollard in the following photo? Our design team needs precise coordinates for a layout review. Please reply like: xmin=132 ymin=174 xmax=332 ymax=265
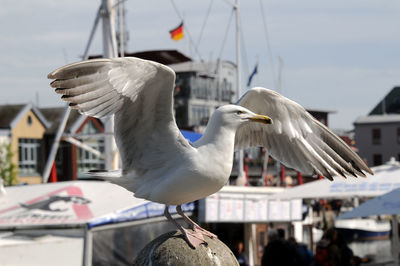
xmin=133 ymin=230 xmax=239 ymax=266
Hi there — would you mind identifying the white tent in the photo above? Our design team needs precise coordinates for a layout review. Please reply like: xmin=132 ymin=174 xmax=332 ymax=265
xmin=338 ymin=188 xmax=400 ymax=265
xmin=0 ymin=181 xmax=193 ymax=266
xmin=269 ymin=158 xmax=400 ymax=200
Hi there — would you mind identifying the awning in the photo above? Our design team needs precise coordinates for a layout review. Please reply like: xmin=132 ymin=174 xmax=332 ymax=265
xmin=268 ymin=159 xmax=400 ymax=200
xmin=0 ymin=181 xmax=194 ymax=229
xmin=338 ymin=188 xmax=400 ymax=219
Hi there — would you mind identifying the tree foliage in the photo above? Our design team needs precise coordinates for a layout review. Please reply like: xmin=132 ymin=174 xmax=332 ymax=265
xmin=0 ymin=143 xmax=17 ymax=186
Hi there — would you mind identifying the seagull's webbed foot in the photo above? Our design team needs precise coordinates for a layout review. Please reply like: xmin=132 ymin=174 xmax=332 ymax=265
xmin=164 ymin=205 xmax=206 ymax=249
xmin=182 ymin=228 xmax=206 ymax=248
xmin=176 ymin=205 xmax=218 ymax=239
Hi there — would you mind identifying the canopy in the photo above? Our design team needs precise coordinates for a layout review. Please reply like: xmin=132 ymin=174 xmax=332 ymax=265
xmin=0 ymin=181 xmax=193 ymax=229
xmin=338 ymin=188 xmax=400 ymax=219
xmin=269 ymin=159 xmax=400 ymax=200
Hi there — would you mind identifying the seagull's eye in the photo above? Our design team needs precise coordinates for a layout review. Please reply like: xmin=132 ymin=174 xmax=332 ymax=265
xmin=236 ymin=110 xmax=244 ymax=115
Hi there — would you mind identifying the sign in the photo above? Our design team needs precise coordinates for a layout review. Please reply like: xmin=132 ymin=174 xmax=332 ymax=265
xmin=244 ymin=194 xmax=268 ymax=222
xmin=0 ymin=185 xmax=93 ymax=225
xmin=200 ymin=192 xmax=302 ymax=223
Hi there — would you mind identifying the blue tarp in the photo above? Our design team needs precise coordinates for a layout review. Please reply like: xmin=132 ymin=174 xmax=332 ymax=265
xmin=88 ymin=202 xmax=196 ymax=228
xmin=180 ymin=130 xmax=202 ymax=143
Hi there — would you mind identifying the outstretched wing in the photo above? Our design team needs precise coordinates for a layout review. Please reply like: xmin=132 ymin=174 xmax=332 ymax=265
xmin=48 ymin=57 xmax=191 ymax=176
xmin=235 ymin=87 xmax=373 ymax=180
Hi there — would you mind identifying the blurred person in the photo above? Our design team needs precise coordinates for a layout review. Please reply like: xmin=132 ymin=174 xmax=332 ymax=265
xmin=336 ymin=232 xmax=354 ymax=266
xmin=314 ymin=228 xmax=341 ymax=266
xmin=288 ymin=237 xmax=313 ymax=266
xmin=261 ymin=229 xmax=301 ymax=266
xmin=235 ymin=241 xmax=249 ymax=266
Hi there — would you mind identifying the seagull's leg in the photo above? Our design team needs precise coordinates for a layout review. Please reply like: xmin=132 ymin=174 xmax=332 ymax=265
xmin=163 ymin=205 xmax=205 ymax=248
xmin=176 ymin=205 xmax=217 ymax=239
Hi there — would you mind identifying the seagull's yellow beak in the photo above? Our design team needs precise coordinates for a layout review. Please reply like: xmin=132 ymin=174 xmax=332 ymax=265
xmin=249 ymin=114 xmax=273 ymax=124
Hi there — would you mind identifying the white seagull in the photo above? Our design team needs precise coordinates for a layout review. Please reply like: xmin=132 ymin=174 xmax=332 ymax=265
xmin=48 ymin=57 xmax=372 ymax=248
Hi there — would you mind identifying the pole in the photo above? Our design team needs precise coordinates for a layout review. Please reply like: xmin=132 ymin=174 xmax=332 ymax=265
xmin=101 ymin=0 xmax=119 ymax=170
xmin=42 ymin=105 xmax=71 ymax=182
xmin=234 ymin=0 xmax=245 ymax=185
xmin=118 ymin=0 xmax=125 ymax=57
xmin=234 ymin=0 xmax=256 ymax=264
xmin=262 ymin=150 xmax=269 ymax=186
xmin=82 ymin=6 xmax=102 ymax=61
xmin=392 ymin=215 xmax=399 ymax=265
xmin=101 ymin=0 xmax=118 ymax=58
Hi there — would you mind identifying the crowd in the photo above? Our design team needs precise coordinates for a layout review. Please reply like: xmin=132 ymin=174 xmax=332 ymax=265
xmin=235 ymin=227 xmax=361 ymax=266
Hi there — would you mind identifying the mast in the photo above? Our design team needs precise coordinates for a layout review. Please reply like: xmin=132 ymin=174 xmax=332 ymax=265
xmin=101 ymin=0 xmax=118 ymax=170
xmin=234 ymin=0 xmax=245 ymax=186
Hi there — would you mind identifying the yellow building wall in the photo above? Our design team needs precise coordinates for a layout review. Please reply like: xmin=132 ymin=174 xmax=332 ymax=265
xmin=10 ymin=109 xmax=46 ymax=184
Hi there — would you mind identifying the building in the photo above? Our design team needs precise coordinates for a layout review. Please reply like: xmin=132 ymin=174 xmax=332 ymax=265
xmin=0 ymin=104 xmax=106 ymax=184
xmin=0 ymin=103 xmax=50 ymax=184
xmin=354 ymin=86 xmax=400 ymax=166
xmin=170 ymin=60 xmax=236 ymax=130
xmin=40 ymin=107 xmax=105 ymax=181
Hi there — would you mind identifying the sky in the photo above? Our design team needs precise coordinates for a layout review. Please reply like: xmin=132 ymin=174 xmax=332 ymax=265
xmin=1 ymin=0 xmax=400 ymax=130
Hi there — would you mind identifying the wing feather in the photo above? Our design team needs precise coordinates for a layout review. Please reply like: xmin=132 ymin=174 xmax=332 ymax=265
xmin=236 ymin=87 xmax=373 ymax=180
xmin=49 ymin=57 xmax=190 ymax=176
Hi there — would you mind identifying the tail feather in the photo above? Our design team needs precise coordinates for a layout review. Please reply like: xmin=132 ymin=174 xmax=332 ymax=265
xmin=87 ymin=169 xmax=122 ymax=178
xmin=86 ymin=169 xmax=131 ymax=187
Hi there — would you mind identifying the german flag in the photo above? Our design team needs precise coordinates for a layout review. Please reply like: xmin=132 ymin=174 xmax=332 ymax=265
xmin=170 ymin=22 xmax=184 ymax=41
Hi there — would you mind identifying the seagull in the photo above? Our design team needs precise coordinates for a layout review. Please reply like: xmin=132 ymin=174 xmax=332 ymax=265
xmin=48 ymin=57 xmax=373 ymax=248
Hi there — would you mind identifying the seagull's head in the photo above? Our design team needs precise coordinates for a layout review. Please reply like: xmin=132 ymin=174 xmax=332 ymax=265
xmin=215 ymin=105 xmax=273 ymax=129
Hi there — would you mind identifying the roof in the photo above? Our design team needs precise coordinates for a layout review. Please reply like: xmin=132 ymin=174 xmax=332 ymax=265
xmin=169 ymin=60 xmax=236 ymax=75
xmin=354 ymin=114 xmax=400 ymax=125
xmin=0 ymin=103 xmax=50 ymax=129
xmin=306 ymin=108 xmax=336 ymax=114
xmin=40 ymin=107 xmax=85 ymax=134
xmin=0 ymin=104 xmax=25 ymax=128
xmin=89 ymin=49 xmax=192 ymax=65
xmin=369 ymin=86 xmax=400 ymax=115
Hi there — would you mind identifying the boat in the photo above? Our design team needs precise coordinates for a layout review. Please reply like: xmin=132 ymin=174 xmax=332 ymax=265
xmin=334 ymin=218 xmax=390 ymax=241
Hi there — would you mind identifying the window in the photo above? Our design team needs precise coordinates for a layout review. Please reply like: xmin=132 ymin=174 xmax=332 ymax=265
xmin=77 ymin=121 xmax=105 ymax=176
xmin=27 ymin=115 xmax=32 ymax=126
xmin=221 ymin=78 xmax=233 ymax=101
xmin=373 ymin=154 xmax=382 ymax=166
xmin=77 ymin=139 xmax=105 ymax=176
xmin=191 ymin=105 xmax=210 ymax=126
xmin=372 ymin=128 xmax=381 ymax=145
xmin=18 ymin=138 xmax=41 ymax=176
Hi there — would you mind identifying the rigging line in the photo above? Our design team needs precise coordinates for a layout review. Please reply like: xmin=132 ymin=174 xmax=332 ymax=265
xmin=169 ymin=0 xmax=204 ymax=62
xmin=220 ymin=0 xmax=234 ymax=7
xmin=259 ymin=0 xmax=277 ymax=89
xmin=196 ymin=0 xmax=214 ymax=50
xmin=216 ymin=7 xmax=234 ymax=67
